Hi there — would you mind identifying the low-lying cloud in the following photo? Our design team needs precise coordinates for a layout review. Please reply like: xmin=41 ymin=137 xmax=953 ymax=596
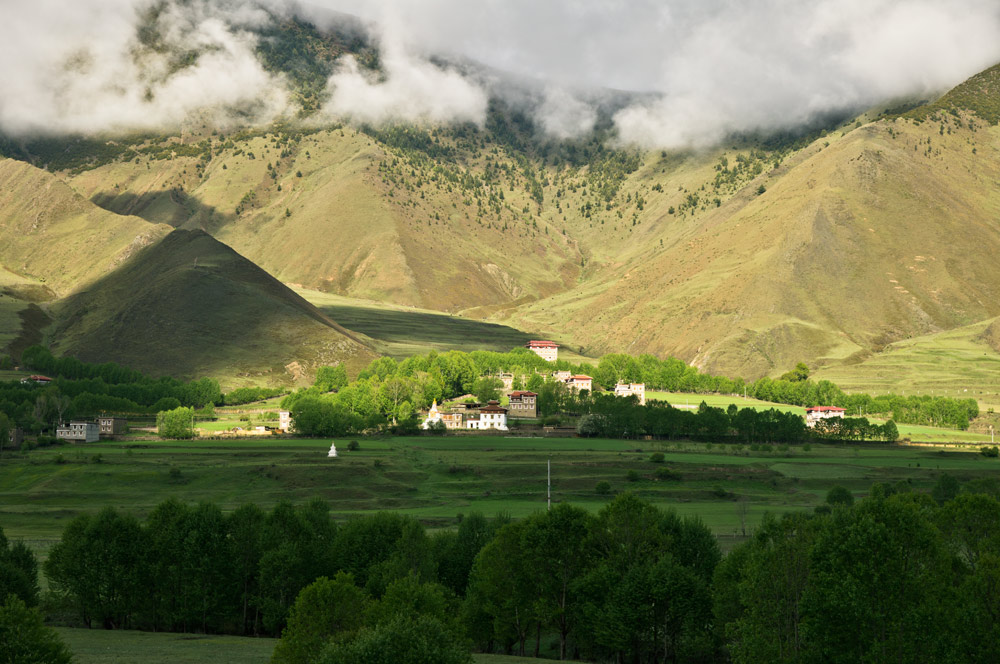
xmin=3 ymin=0 xmax=1000 ymax=148
xmin=0 ymin=0 xmax=292 ymax=136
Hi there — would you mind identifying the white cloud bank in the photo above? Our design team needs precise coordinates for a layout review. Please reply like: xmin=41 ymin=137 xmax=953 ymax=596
xmin=316 ymin=0 xmax=1000 ymax=147
xmin=2 ymin=0 xmax=1000 ymax=147
xmin=0 ymin=0 xmax=291 ymax=135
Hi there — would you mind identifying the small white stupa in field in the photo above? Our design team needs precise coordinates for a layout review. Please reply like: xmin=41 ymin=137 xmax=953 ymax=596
xmin=328 ymin=442 xmax=337 ymax=458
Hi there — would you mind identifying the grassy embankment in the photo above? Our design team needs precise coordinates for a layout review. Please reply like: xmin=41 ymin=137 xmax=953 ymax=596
xmin=54 ymin=627 xmax=578 ymax=664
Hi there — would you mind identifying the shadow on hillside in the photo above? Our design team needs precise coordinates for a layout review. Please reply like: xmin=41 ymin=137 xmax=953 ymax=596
xmin=314 ymin=302 xmax=533 ymax=349
xmin=91 ymin=189 xmax=234 ymax=230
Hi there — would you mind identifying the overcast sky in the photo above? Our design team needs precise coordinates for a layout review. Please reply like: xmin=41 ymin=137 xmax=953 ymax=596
xmin=2 ymin=0 xmax=999 ymax=147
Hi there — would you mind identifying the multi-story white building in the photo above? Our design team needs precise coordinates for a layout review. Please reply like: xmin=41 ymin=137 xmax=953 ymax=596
xmin=525 ymin=340 xmax=559 ymax=362
xmin=466 ymin=401 xmax=508 ymax=431
xmin=278 ymin=410 xmax=292 ymax=433
xmin=567 ymin=375 xmax=593 ymax=393
xmin=614 ymin=383 xmax=646 ymax=406
xmin=56 ymin=421 xmax=100 ymax=443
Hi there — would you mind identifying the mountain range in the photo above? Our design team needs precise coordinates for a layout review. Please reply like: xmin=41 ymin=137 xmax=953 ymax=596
xmin=2 ymin=11 xmax=1000 ymax=389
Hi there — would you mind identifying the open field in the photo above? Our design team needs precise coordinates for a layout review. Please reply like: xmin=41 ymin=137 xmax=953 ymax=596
xmin=814 ymin=318 xmax=1000 ymax=410
xmin=3 ymin=435 xmax=997 ymax=560
xmin=56 ymin=628 xmax=277 ymax=664
xmin=647 ymin=391 xmax=806 ymax=415
xmin=54 ymin=627 xmax=581 ymax=664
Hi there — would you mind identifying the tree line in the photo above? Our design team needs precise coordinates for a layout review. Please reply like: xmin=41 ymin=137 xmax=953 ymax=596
xmin=30 ymin=482 xmax=1000 ymax=663
xmin=0 ymin=346 xmax=285 ymax=437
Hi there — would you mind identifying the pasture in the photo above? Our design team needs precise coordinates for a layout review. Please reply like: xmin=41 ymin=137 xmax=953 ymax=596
xmin=54 ymin=627 xmax=579 ymax=664
xmin=2 ymin=435 xmax=996 ymax=558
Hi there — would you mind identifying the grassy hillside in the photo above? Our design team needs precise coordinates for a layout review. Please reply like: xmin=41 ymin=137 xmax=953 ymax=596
xmin=814 ymin=317 xmax=1000 ymax=410
xmin=48 ymin=229 xmax=377 ymax=387
xmin=0 ymin=159 xmax=171 ymax=297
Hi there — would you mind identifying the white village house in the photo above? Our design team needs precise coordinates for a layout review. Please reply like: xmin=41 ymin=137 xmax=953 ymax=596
xmin=525 ymin=340 xmax=559 ymax=362
xmin=614 ymin=382 xmax=646 ymax=406
xmin=804 ymin=406 xmax=846 ymax=428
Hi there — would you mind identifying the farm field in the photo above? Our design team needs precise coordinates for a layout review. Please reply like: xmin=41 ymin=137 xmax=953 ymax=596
xmin=3 ymin=435 xmax=997 ymax=558
xmin=54 ymin=627 xmax=581 ymax=664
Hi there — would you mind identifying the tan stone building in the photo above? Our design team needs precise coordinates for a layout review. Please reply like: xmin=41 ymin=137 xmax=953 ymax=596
xmin=508 ymin=391 xmax=538 ymax=418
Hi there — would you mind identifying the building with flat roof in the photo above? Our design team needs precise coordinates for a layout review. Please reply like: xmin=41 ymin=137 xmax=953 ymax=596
xmin=525 ymin=340 xmax=559 ymax=362
xmin=508 ymin=391 xmax=538 ymax=418
xmin=98 ymin=416 xmax=127 ymax=437
xmin=56 ymin=421 xmax=100 ymax=443
xmin=614 ymin=383 xmax=646 ymax=406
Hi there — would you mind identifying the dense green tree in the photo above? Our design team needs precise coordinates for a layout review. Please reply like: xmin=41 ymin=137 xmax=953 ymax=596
xmin=0 ymin=596 xmax=72 ymax=664
xmin=802 ymin=495 xmax=956 ymax=663
xmin=472 ymin=377 xmax=503 ymax=403
xmin=271 ymin=573 xmax=367 ymax=664
xmin=314 ymin=365 xmax=349 ymax=392
xmin=45 ymin=508 xmax=146 ymax=629
xmin=0 ymin=528 xmax=37 ymax=607
xmin=825 ymin=485 xmax=854 ymax=507
xmin=157 ymin=406 xmax=194 ymax=439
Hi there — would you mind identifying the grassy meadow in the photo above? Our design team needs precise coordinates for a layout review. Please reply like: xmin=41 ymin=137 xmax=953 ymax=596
xmin=54 ymin=627 xmax=581 ymax=664
xmin=3 ymin=435 xmax=997 ymax=560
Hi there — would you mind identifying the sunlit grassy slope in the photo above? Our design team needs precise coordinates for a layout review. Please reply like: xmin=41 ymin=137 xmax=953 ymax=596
xmin=0 ymin=158 xmax=171 ymax=297
xmin=814 ymin=317 xmax=1000 ymax=410
xmin=63 ymin=93 xmax=1000 ymax=383
xmin=48 ymin=229 xmax=377 ymax=388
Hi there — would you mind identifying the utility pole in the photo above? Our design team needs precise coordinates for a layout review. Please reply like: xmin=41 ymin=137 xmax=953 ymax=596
xmin=547 ymin=459 xmax=551 ymax=511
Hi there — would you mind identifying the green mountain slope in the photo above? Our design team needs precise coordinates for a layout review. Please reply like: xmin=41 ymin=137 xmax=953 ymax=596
xmin=48 ymin=229 xmax=377 ymax=387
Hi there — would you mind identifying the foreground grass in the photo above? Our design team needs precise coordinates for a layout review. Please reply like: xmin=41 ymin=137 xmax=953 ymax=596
xmin=55 ymin=628 xmax=276 ymax=664
xmin=54 ymin=627 xmax=578 ymax=664
xmin=3 ymin=436 xmax=997 ymax=557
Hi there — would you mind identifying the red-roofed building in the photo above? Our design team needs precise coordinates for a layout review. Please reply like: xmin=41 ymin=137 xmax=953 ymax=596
xmin=525 ymin=340 xmax=559 ymax=362
xmin=568 ymin=375 xmax=593 ymax=393
xmin=20 ymin=375 xmax=52 ymax=385
xmin=805 ymin=406 xmax=846 ymax=428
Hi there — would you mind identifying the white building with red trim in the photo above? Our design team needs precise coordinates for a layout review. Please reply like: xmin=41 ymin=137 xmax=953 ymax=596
xmin=804 ymin=406 xmax=846 ymax=428
xmin=525 ymin=340 xmax=559 ymax=362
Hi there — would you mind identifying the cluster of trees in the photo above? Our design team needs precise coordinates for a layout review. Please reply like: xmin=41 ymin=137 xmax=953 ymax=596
xmin=40 ymin=484 xmax=1000 ymax=663
xmin=0 ymin=346 xmax=286 ymax=436
xmin=0 ymin=526 xmax=73 ymax=664
xmin=590 ymin=353 xmax=978 ymax=430
xmin=576 ymin=397 xmax=897 ymax=444
xmin=286 ymin=349 xmax=974 ymax=440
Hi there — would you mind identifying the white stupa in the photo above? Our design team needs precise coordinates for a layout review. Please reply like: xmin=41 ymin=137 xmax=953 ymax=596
xmin=328 ymin=442 xmax=337 ymax=458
